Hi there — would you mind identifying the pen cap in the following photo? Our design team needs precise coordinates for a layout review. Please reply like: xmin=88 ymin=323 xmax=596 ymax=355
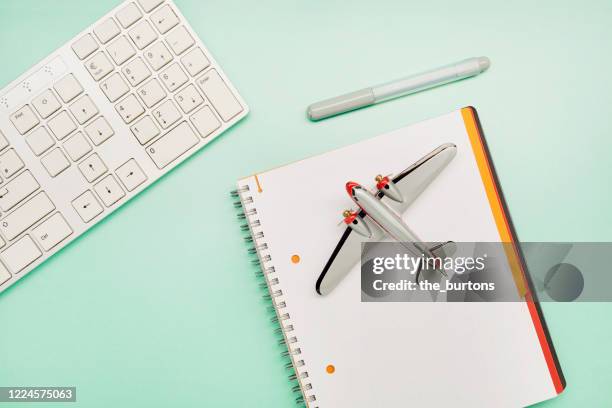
xmin=307 ymin=88 xmax=375 ymax=121
xmin=454 ymin=56 xmax=491 ymax=76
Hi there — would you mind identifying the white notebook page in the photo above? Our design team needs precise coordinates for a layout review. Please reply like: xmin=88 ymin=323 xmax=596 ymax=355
xmin=237 ymin=109 xmax=561 ymax=407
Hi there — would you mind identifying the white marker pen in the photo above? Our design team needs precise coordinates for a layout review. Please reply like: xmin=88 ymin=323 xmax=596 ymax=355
xmin=307 ymin=57 xmax=491 ymax=121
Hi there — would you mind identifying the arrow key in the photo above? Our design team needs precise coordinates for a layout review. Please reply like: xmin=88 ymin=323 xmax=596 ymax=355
xmin=93 ymin=174 xmax=125 ymax=207
xmin=72 ymin=190 xmax=103 ymax=222
xmin=115 ymin=159 xmax=147 ymax=192
xmin=78 ymin=153 xmax=108 ymax=183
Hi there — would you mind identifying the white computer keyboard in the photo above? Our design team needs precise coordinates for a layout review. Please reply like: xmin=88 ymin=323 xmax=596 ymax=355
xmin=0 ymin=0 xmax=248 ymax=293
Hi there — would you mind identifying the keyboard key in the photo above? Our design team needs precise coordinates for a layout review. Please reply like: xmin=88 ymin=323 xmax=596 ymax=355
xmin=0 ymin=149 xmax=25 ymax=178
xmin=85 ymin=52 xmax=114 ymax=81
xmin=72 ymin=190 xmax=103 ymax=222
xmin=100 ymin=72 xmax=129 ymax=102
xmin=137 ymin=78 xmax=166 ymax=108
xmin=94 ymin=17 xmax=121 ymax=44
xmin=160 ymin=63 xmax=188 ymax=92
xmin=181 ymin=47 xmax=210 ymax=77
xmin=78 ymin=153 xmax=107 ymax=182
xmin=0 ymin=130 xmax=8 ymax=152
xmin=10 ymin=105 xmax=39 ymax=135
xmin=146 ymin=121 xmax=198 ymax=168
xmin=144 ymin=41 xmax=173 ymax=71
xmin=116 ymin=2 xmax=142 ymax=28
xmin=107 ymin=35 xmax=136 ymax=65
xmin=63 ymin=132 xmax=92 ymax=161
xmin=196 ymin=69 xmax=243 ymax=122
xmin=0 ymin=192 xmax=55 ymax=240
xmin=116 ymin=159 xmax=147 ymax=191
xmin=54 ymin=74 xmax=83 ymax=103
xmin=175 ymin=84 xmax=203 ymax=113
xmin=128 ymin=20 xmax=158 ymax=50
xmin=152 ymin=100 xmax=181 ymax=129
xmin=84 ymin=116 xmax=114 ymax=146
xmin=69 ymin=95 xmax=99 ymax=124
xmin=0 ymin=235 xmax=42 ymax=273
xmin=25 ymin=127 xmax=55 ymax=156
xmin=41 ymin=148 xmax=70 ymax=177
xmin=31 ymin=89 xmax=61 ymax=119
xmin=72 ymin=34 xmax=99 ymax=59
xmin=31 ymin=212 xmax=73 ymax=251
xmin=138 ymin=0 xmax=164 ymax=12
xmin=190 ymin=106 xmax=220 ymax=138
xmin=0 ymin=262 xmax=10 ymax=285
xmin=0 ymin=171 xmax=39 ymax=212
xmin=94 ymin=174 xmax=125 ymax=207
xmin=47 ymin=111 xmax=77 ymax=140
xmin=131 ymin=115 xmax=160 ymax=144
xmin=165 ymin=26 xmax=194 ymax=55
xmin=115 ymin=94 xmax=145 ymax=124
xmin=122 ymin=57 xmax=151 ymax=86
xmin=151 ymin=5 xmax=179 ymax=34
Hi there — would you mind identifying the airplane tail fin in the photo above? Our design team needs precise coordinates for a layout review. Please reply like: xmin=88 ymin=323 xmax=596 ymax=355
xmin=415 ymin=241 xmax=456 ymax=283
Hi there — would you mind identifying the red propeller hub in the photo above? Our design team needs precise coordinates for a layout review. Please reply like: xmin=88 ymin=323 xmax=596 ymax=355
xmin=376 ymin=176 xmax=390 ymax=190
xmin=343 ymin=212 xmax=358 ymax=224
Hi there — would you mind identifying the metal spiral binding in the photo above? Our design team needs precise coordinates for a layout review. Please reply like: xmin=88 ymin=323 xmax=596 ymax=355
xmin=244 ymin=231 xmax=264 ymax=242
xmin=232 ymin=183 xmax=317 ymax=407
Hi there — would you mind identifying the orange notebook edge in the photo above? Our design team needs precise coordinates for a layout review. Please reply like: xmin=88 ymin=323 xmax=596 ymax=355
xmin=461 ymin=106 xmax=566 ymax=395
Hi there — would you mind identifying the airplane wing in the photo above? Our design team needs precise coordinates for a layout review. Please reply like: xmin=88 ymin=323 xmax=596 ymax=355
xmin=316 ymin=143 xmax=458 ymax=295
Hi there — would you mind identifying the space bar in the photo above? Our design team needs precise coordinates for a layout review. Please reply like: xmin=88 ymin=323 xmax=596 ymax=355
xmin=146 ymin=122 xmax=199 ymax=169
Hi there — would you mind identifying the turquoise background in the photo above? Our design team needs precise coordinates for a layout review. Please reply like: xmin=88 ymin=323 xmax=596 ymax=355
xmin=0 ymin=0 xmax=611 ymax=406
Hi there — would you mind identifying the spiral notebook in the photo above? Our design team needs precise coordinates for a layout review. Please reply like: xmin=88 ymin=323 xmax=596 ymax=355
xmin=234 ymin=107 xmax=565 ymax=407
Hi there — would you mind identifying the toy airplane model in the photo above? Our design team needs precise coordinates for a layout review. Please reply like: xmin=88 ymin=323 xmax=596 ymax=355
xmin=316 ymin=143 xmax=458 ymax=296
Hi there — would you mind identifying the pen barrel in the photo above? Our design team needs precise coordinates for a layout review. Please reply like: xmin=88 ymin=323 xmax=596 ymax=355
xmin=373 ymin=58 xmax=484 ymax=102
xmin=307 ymin=88 xmax=375 ymax=121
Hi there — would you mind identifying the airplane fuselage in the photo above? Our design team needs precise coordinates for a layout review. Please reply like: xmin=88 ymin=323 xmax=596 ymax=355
xmin=347 ymin=182 xmax=433 ymax=258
